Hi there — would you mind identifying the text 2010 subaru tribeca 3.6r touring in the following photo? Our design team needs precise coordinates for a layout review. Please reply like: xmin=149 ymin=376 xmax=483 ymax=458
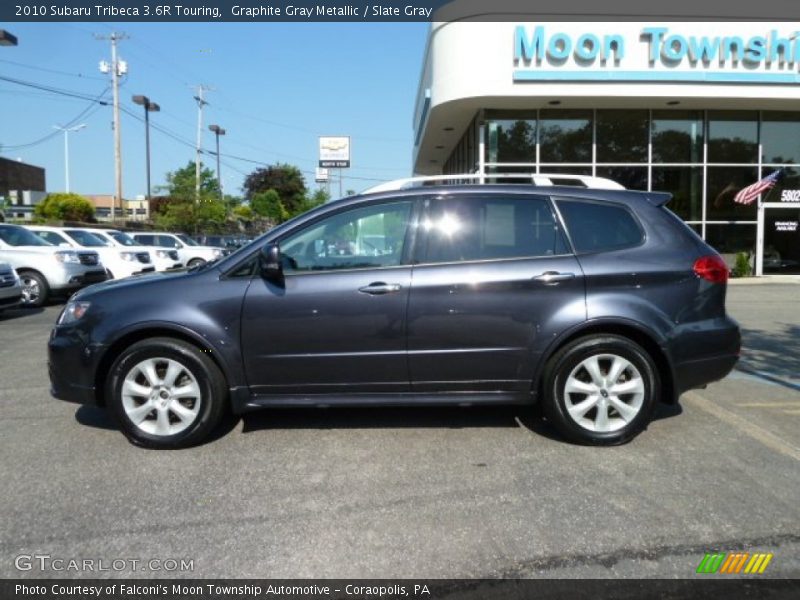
xmin=49 ymin=182 xmax=740 ymax=448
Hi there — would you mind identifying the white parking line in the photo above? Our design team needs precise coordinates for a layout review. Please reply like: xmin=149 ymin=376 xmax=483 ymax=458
xmin=684 ymin=392 xmax=800 ymax=462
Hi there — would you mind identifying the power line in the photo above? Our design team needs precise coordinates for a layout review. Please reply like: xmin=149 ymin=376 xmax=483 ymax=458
xmin=0 ymin=58 xmax=106 ymax=81
xmin=1 ymin=89 xmax=109 ymax=151
xmin=0 ymin=74 xmax=110 ymax=104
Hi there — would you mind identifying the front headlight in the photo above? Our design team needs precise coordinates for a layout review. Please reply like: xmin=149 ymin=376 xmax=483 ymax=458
xmin=55 ymin=251 xmax=80 ymax=264
xmin=58 ymin=301 xmax=91 ymax=325
xmin=155 ymin=249 xmax=170 ymax=259
xmin=212 ymin=248 xmax=224 ymax=257
xmin=120 ymin=252 xmax=137 ymax=262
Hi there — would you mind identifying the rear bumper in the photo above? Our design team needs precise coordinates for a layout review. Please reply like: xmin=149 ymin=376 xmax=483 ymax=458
xmin=0 ymin=291 xmax=22 ymax=310
xmin=670 ymin=316 xmax=741 ymax=396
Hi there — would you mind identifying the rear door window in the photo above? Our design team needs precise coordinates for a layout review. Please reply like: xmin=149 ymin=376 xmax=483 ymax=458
xmin=420 ymin=195 xmax=568 ymax=264
xmin=556 ymin=199 xmax=644 ymax=253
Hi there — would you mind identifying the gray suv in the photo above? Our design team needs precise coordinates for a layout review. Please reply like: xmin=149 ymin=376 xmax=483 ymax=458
xmin=48 ymin=183 xmax=740 ymax=448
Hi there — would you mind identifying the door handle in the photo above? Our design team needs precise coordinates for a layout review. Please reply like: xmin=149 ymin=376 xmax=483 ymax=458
xmin=533 ymin=271 xmax=576 ymax=285
xmin=358 ymin=282 xmax=402 ymax=295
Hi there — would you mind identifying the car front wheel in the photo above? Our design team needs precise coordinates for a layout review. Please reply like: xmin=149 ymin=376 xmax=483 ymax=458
xmin=543 ymin=335 xmax=659 ymax=445
xmin=107 ymin=337 xmax=227 ymax=449
xmin=19 ymin=271 xmax=49 ymax=307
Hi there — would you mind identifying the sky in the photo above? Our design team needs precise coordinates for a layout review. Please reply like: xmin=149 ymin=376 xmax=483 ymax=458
xmin=0 ymin=22 xmax=429 ymax=200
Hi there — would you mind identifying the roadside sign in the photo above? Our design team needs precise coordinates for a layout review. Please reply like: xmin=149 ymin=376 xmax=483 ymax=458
xmin=319 ymin=136 xmax=350 ymax=168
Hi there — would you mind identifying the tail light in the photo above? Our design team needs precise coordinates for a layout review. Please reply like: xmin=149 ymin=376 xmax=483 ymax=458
xmin=693 ymin=255 xmax=729 ymax=284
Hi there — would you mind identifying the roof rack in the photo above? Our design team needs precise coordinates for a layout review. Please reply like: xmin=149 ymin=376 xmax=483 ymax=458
xmin=362 ymin=173 xmax=626 ymax=195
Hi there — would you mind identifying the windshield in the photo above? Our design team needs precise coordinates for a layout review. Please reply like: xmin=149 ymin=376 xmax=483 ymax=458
xmin=108 ymin=231 xmax=137 ymax=246
xmin=0 ymin=225 xmax=53 ymax=247
xmin=176 ymin=234 xmax=198 ymax=246
xmin=65 ymin=229 xmax=110 ymax=247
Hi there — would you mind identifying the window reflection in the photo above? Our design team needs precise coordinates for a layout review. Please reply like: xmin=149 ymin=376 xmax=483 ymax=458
xmin=762 ymin=112 xmax=800 ymax=165
xmin=652 ymin=167 xmax=703 ymax=221
xmin=708 ymin=111 xmax=758 ymax=164
xmin=652 ymin=110 xmax=703 ymax=163
xmin=706 ymin=167 xmax=759 ymax=221
xmin=596 ymin=110 xmax=648 ymax=163
xmin=423 ymin=197 xmax=566 ymax=263
xmin=540 ymin=110 xmax=592 ymax=163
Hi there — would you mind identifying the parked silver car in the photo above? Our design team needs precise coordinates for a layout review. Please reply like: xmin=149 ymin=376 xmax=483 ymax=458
xmin=0 ymin=262 xmax=22 ymax=313
xmin=0 ymin=224 xmax=107 ymax=307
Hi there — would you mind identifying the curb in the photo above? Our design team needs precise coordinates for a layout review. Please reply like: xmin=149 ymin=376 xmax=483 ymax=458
xmin=728 ymin=277 xmax=800 ymax=285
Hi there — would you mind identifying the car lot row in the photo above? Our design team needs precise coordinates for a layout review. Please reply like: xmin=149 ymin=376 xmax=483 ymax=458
xmin=0 ymin=224 xmax=230 ymax=308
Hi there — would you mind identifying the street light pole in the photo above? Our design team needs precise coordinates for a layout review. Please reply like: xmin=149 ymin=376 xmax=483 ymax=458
xmin=208 ymin=124 xmax=226 ymax=202
xmin=52 ymin=124 xmax=86 ymax=193
xmin=132 ymin=95 xmax=160 ymax=202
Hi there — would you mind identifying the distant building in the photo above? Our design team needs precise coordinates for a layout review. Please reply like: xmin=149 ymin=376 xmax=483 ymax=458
xmin=0 ymin=157 xmax=46 ymax=221
xmin=85 ymin=194 xmax=149 ymax=221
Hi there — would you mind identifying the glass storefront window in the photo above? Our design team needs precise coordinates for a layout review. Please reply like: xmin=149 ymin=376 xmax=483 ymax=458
xmin=761 ymin=112 xmax=800 ymax=165
xmin=651 ymin=167 xmax=703 ymax=221
xmin=652 ymin=111 xmax=703 ymax=163
xmin=708 ymin=111 xmax=758 ymax=164
xmin=595 ymin=167 xmax=648 ymax=191
xmin=706 ymin=166 xmax=759 ymax=221
xmin=486 ymin=119 xmax=537 ymax=163
xmin=539 ymin=110 xmax=592 ymax=163
xmin=705 ymin=224 xmax=756 ymax=257
xmin=596 ymin=110 xmax=648 ymax=163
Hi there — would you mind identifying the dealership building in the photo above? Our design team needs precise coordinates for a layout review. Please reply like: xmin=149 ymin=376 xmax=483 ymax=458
xmin=413 ymin=19 xmax=800 ymax=275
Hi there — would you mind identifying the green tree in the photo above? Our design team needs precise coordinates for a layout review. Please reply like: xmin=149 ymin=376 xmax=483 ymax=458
xmin=251 ymin=189 xmax=289 ymax=223
xmin=160 ymin=160 xmax=220 ymax=201
xmin=233 ymin=205 xmax=253 ymax=220
xmin=243 ymin=164 xmax=307 ymax=214
xmin=34 ymin=192 xmax=95 ymax=222
xmin=155 ymin=161 xmax=226 ymax=233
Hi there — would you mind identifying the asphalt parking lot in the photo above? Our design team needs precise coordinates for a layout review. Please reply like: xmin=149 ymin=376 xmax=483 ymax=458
xmin=0 ymin=282 xmax=798 ymax=579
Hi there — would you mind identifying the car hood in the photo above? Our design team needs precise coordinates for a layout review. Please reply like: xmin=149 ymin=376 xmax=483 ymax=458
xmin=72 ymin=266 xmax=194 ymax=299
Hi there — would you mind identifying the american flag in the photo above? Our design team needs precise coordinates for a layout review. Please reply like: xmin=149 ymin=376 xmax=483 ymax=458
xmin=733 ymin=169 xmax=785 ymax=205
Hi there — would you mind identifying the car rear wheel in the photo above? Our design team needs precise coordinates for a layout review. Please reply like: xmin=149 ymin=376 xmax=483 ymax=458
xmin=107 ymin=337 xmax=227 ymax=449
xmin=543 ymin=335 xmax=659 ymax=445
xmin=19 ymin=271 xmax=49 ymax=307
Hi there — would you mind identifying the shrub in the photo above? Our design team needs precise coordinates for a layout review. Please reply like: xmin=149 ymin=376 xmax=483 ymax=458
xmin=732 ymin=251 xmax=752 ymax=278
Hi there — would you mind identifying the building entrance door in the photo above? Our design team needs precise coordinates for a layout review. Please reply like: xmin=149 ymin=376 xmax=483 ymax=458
xmin=761 ymin=204 xmax=800 ymax=275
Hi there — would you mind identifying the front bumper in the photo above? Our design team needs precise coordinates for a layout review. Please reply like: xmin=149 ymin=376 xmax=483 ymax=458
xmin=48 ymin=327 xmax=102 ymax=406
xmin=52 ymin=268 xmax=108 ymax=293
xmin=0 ymin=291 xmax=22 ymax=310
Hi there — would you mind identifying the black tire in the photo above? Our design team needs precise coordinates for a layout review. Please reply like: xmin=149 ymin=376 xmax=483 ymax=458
xmin=542 ymin=335 xmax=659 ymax=445
xmin=187 ymin=258 xmax=206 ymax=268
xmin=107 ymin=337 xmax=227 ymax=449
xmin=18 ymin=271 xmax=49 ymax=307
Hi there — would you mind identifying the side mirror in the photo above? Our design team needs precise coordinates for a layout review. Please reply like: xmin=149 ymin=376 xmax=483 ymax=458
xmin=260 ymin=243 xmax=283 ymax=281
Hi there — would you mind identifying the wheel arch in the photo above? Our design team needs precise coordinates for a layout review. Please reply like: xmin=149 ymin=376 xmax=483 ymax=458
xmin=534 ymin=319 xmax=677 ymax=405
xmin=94 ymin=325 xmax=232 ymax=408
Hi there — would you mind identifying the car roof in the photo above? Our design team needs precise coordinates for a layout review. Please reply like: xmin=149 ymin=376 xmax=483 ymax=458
xmin=337 ymin=184 xmax=671 ymax=209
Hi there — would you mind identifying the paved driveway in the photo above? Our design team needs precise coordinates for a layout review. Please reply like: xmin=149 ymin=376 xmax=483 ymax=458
xmin=0 ymin=283 xmax=797 ymax=579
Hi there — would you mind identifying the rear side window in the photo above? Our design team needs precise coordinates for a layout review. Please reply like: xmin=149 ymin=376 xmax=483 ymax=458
xmin=135 ymin=234 xmax=154 ymax=245
xmin=421 ymin=195 xmax=568 ymax=264
xmin=556 ymin=199 xmax=644 ymax=253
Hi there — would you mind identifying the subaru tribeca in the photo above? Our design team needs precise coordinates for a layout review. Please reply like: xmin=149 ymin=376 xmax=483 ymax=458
xmin=48 ymin=181 xmax=740 ymax=448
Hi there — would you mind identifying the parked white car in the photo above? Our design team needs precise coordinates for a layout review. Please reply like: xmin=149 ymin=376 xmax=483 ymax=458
xmin=0 ymin=262 xmax=23 ymax=314
xmin=0 ymin=224 xmax=107 ymax=307
xmin=77 ymin=228 xmax=182 ymax=272
xmin=27 ymin=226 xmax=156 ymax=280
xmin=130 ymin=232 xmax=225 ymax=268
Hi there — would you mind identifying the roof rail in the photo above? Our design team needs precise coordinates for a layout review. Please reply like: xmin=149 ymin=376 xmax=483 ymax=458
xmin=362 ymin=173 xmax=626 ymax=194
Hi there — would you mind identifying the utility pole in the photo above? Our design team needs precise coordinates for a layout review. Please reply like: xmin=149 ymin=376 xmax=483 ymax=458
xmin=193 ymin=85 xmax=212 ymax=203
xmin=97 ymin=32 xmax=128 ymax=221
xmin=53 ymin=124 xmax=86 ymax=193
